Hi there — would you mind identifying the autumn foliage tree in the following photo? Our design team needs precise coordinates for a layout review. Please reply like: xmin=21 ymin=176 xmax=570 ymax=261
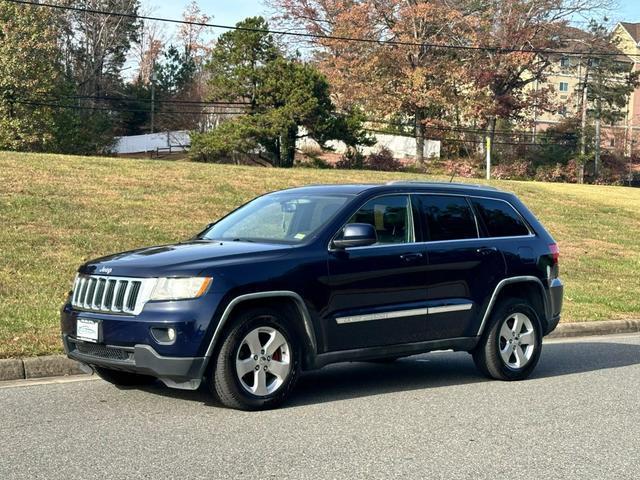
xmin=272 ymin=0 xmax=612 ymax=164
xmin=272 ymin=0 xmax=475 ymax=164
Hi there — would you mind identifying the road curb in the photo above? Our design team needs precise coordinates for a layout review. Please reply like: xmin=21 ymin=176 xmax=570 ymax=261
xmin=547 ymin=319 xmax=640 ymax=339
xmin=0 ymin=355 xmax=84 ymax=382
xmin=1 ymin=320 xmax=639 ymax=382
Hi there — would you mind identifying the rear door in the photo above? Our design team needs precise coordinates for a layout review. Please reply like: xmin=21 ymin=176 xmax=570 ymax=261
xmin=413 ymin=194 xmax=506 ymax=340
xmin=325 ymin=194 xmax=429 ymax=351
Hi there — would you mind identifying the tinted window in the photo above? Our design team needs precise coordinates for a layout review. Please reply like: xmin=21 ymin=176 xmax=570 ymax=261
xmin=472 ymin=198 xmax=530 ymax=237
xmin=345 ymin=195 xmax=412 ymax=244
xmin=417 ymin=195 xmax=477 ymax=241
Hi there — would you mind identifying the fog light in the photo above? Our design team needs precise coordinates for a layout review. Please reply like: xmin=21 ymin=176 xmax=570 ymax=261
xmin=151 ymin=327 xmax=177 ymax=344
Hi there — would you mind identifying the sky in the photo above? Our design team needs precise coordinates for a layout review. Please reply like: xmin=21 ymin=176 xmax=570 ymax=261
xmin=143 ymin=0 xmax=640 ymax=47
xmin=151 ymin=0 xmax=640 ymax=29
xmin=151 ymin=0 xmax=267 ymax=39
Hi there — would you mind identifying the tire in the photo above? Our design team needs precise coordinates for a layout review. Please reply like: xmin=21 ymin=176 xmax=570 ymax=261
xmin=94 ymin=367 xmax=157 ymax=387
xmin=472 ymin=297 xmax=543 ymax=381
xmin=210 ymin=307 xmax=301 ymax=411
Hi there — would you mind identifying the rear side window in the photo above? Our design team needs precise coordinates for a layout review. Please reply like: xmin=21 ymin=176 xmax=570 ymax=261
xmin=471 ymin=198 xmax=530 ymax=238
xmin=416 ymin=195 xmax=478 ymax=241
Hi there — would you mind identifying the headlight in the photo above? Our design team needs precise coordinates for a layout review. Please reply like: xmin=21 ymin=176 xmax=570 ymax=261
xmin=150 ymin=277 xmax=212 ymax=301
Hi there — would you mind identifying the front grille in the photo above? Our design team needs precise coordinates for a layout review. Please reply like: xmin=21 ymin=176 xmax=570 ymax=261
xmin=75 ymin=342 xmax=133 ymax=361
xmin=71 ymin=275 xmax=154 ymax=315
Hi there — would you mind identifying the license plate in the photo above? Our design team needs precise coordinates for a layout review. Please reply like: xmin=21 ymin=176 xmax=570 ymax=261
xmin=77 ymin=318 xmax=99 ymax=343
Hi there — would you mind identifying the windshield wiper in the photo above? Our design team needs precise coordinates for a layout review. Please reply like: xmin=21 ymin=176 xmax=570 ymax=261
xmin=231 ymin=238 xmax=255 ymax=243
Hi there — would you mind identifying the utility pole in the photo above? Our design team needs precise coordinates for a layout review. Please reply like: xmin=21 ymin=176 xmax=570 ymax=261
xmin=150 ymin=70 xmax=157 ymax=134
xmin=594 ymin=97 xmax=601 ymax=178
xmin=485 ymin=135 xmax=491 ymax=180
xmin=579 ymin=61 xmax=589 ymax=184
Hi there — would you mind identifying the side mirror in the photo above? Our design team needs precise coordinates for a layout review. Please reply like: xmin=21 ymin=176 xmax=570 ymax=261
xmin=332 ymin=223 xmax=378 ymax=249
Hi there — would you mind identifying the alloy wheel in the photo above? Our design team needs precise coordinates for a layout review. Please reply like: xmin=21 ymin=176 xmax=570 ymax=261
xmin=498 ymin=312 xmax=536 ymax=370
xmin=235 ymin=325 xmax=291 ymax=396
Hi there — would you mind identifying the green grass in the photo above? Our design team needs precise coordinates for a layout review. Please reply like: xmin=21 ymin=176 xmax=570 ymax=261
xmin=1 ymin=151 xmax=639 ymax=358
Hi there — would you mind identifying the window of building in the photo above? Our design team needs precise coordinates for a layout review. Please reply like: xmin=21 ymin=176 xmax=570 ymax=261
xmin=558 ymin=105 xmax=567 ymax=116
xmin=610 ymin=138 xmax=616 ymax=147
xmin=560 ymin=57 xmax=570 ymax=68
xmin=471 ymin=198 xmax=530 ymax=238
xmin=559 ymin=82 xmax=569 ymax=92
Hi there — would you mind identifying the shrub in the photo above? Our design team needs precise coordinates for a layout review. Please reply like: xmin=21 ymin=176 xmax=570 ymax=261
xmin=364 ymin=147 xmax=403 ymax=171
xmin=492 ymin=160 xmax=532 ymax=180
xmin=336 ymin=148 xmax=365 ymax=169
xmin=443 ymin=158 xmax=481 ymax=178
xmin=297 ymin=156 xmax=333 ymax=169
xmin=534 ymin=161 xmax=577 ymax=183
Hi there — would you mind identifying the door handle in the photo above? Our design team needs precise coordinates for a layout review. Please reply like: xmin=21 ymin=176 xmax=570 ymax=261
xmin=476 ymin=247 xmax=498 ymax=256
xmin=400 ymin=253 xmax=423 ymax=262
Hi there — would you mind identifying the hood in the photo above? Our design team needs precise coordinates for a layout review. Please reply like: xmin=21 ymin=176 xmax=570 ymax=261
xmin=80 ymin=240 xmax=291 ymax=277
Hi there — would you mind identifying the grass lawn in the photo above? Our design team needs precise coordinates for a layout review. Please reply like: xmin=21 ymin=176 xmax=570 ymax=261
xmin=1 ymin=151 xmax=639 ymax=358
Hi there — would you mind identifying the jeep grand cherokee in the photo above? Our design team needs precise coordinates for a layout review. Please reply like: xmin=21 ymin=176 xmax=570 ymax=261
xmin=61 ymin=181 xmax=563 ymax=410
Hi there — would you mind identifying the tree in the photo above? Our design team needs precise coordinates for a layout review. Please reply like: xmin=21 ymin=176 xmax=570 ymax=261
xmin=0 ymin=2 xmax=66 ymax=151
xmin=271 ymin=0 xmax=470 ymax=165
xmin=455 ymin=0 xmax=614 ymax=167
xmin=576 ymin=21 xmax=639 ymax=179
xmin=191 ymin=17 xmax=371 ymax=167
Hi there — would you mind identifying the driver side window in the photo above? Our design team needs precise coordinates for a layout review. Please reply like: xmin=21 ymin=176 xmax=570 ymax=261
xmin=347 ymin=195 xmax=413 ymax=244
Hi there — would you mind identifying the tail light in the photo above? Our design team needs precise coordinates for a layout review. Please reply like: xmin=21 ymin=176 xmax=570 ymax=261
xmin=549 ymin=243 xmax=559 ymax=265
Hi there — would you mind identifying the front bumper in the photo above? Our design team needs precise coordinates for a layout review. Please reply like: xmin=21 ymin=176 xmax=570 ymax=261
xmin=63 ymin=334 xmax=206 ymax=390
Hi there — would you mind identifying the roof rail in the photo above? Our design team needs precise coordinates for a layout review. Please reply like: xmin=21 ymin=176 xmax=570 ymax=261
xmin=386 ymin=180 xmax=498 ymax=190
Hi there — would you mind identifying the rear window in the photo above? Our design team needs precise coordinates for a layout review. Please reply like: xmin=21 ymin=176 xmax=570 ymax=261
xmin=471 ymin=198 xmax=530 ymax=238
xmin=416 ymin=195 xmax=478 ymax=241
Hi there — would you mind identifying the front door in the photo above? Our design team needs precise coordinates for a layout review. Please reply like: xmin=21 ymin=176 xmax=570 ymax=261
xmin=325 ymin=194 xmax=429 ymax=351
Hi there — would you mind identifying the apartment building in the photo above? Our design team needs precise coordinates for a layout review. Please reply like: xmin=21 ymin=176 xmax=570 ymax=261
xmin=532 ymin=24 xmax=639 ymax=155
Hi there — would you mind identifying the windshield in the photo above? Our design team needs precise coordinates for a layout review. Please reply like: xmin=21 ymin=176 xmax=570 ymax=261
xmin=201 ymin=193 xmax=352 ymax=244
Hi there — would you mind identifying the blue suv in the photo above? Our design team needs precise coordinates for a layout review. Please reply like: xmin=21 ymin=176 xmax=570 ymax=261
xmin=61 ymin=181 xmax=563 ymax=410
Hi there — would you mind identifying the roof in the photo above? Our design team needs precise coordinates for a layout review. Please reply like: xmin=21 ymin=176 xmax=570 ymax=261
xmin=556 ymin=25 xmax=633 ymax=63
xmin=276 ymin=181 xmax=505 ymax=197
xmin=620 ymin=22 xmax=640 ymax=44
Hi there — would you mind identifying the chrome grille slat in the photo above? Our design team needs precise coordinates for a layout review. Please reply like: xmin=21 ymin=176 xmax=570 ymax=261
xmin=71 ymin=274 xmax=155 ymax=316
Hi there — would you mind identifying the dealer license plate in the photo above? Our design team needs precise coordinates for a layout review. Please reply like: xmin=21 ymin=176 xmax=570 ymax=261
xmin=77 ymin=318 xmax=99 ymax=343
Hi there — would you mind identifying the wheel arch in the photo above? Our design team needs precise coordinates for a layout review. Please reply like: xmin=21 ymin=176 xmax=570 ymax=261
xmin=201 ymin=291 xmax=318 ymax=373
xmin=477 ymin=276 xmax=550 ymax=337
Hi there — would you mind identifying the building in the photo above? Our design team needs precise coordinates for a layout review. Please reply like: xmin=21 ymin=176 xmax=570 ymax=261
xmin=531 ymin=25 xmax=637 ymax=155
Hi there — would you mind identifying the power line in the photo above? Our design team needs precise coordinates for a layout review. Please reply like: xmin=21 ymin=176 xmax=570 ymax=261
xmin=65 ymin=95 xmax=250 ymax=106
xmin=366 ymin=119 xmax=579 ymax=139
xmin=9 ymin=99 xmax=247 ymax=116
xmin=364 ymin=128 xmax=573 ymax=147
xmin=5 ymin=0 xmax=638 ymax=60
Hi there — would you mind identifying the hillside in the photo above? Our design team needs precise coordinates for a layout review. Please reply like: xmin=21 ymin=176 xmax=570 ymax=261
xmin=1 ymin=151 xmax=639 ymax=358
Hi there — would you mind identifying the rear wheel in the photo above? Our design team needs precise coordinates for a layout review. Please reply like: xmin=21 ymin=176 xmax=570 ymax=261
xmin=472 ymin=298 xmax=542 ymax=381
xmin=94 ymin=367 xmax=156 ymax=387
xmin=210 ymin=307 xmax=300 ymax=410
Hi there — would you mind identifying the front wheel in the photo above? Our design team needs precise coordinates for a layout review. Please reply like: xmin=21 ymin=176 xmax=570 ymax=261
xmin=472 ymin=298 xmax=543 ymax=381
xmin=210 ymin=307 xmax=300 ymax=410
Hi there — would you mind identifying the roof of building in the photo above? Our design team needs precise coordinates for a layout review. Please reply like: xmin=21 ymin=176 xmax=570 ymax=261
xmin=557 ymin=25 xmax=633 ymax=63
xmin=620 ymin=22 xmax=640 ymax=44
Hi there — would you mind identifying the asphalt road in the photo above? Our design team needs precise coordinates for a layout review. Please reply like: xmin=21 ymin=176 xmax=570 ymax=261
xmin=1 ymin=333 xmax=639 ymax=480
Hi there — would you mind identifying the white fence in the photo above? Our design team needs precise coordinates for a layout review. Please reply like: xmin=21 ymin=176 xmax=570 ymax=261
xmin=298 ymin=131 xmax=440 ymax=159
xmin=112 ymin=131 xmax=190 ymax=154
xmin=112 ymin=128 xmax=441 ymax=159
